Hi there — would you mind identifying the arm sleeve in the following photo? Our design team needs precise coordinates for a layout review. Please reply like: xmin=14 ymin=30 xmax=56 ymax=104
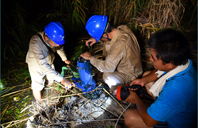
xmin=90 ymin=41 xmax=124 ymax=72
xmin=147 ymin=85 xmax=185 ymax=122
xmin=30 ymin=38 xmax=63 ymax=82
xmin=56 ymin=46 xmax=67 ymax=61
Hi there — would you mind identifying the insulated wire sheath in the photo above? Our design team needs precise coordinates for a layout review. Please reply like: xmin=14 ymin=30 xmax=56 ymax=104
xmin=115 ymin=103 xmax=131 ymax=128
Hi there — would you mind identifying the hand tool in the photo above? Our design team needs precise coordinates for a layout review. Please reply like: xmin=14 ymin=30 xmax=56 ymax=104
xmin=116 ymin=84 xmax=143 ymax=101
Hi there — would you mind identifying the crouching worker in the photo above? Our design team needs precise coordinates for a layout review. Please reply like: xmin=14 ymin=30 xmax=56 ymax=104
xmin=80 ymin=15 xmax=143 ymax=93
xmin=124 ymin=29 xmax=197 ymax=128
xmin=26 ymin=21 xmax=74 ymax=103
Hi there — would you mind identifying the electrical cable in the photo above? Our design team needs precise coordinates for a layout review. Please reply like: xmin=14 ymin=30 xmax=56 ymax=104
xmin=114 ymin=103 xmax=131 ymax=128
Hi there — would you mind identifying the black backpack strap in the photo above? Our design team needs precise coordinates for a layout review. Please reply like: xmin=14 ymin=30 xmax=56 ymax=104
xmin=37 ymin=34 xmax=54 ymax=53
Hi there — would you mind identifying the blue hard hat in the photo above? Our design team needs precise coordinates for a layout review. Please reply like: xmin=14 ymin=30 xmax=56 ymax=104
xmin=44 ymin=21 xmax=65 ymax=45
xmin=85 ymin=15 xmax=107 ymax=42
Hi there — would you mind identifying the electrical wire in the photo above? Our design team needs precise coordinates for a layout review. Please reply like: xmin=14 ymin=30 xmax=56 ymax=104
xmin=115 ymin=103 xmax=131 ymax=128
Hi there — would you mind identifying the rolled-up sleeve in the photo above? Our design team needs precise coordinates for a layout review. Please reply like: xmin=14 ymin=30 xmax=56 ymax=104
xmin=56 ymin=46 xmax=67 ymax=61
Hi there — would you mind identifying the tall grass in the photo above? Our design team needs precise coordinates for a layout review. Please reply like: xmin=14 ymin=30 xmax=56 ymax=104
xmin=92 ymin=0 xmax=142 ymax=26
xmin=2 ymin=0 xmax=196 ymax=69
xmin=46 ymin=0 xmax=90 ymax=31
xmin=2 ymin=2 xmax=27 ymax=60
xmin=85 ymin=0 xmax=196 ymax=71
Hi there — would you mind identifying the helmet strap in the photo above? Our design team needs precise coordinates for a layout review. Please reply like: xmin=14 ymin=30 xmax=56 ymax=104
xmin=46 ymin=39 xmax=52 ymax=47
xmin=102 ymin=32 xmax=111 ymax=41
xmin=44 ymin=32 xmax=52 ymax=47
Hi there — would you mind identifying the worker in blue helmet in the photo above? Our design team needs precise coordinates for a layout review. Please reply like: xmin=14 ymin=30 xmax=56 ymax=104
xmin=80 ymin=15 xmax=143 ymax=93
xmin=26 ymin=21 xmax=74 ymax=103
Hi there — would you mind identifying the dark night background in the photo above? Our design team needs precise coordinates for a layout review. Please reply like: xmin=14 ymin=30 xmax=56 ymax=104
xmin=1 ymin=0 xmax=92 ymax=73
xmin=1 ymin=0 xmax=197 ymax=74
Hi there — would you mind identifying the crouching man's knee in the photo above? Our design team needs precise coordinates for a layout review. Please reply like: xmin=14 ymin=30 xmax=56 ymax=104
xmin=124 ymin=109 xmax=152 ymax=128
xmin=124 ymin=109 xmax=138 ymax=127
xmin=103 ymin=72 xmax=125 ymax=88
